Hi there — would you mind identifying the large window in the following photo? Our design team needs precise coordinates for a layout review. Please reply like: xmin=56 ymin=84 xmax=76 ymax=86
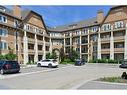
xmin=0 ymin=15 xmax=7 ymax=23
xmin=0 ymin=28 xmax=8 ymax=37
xmin=102 ymin=24 xmax=111 ymax=31
xmin=115 ymin=21 xmax=124 ymax=28
xmin=0 ymin=41 xmax=8 ymax=50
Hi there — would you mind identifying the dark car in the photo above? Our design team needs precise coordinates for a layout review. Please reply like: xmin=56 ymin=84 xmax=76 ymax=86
xmin=0 ymin=60 xmax=20 ymax=75
xmin=119 ymin=60 xmax=127 ymax=68
xmin=75 ymin=59 xmax=85 ymax=66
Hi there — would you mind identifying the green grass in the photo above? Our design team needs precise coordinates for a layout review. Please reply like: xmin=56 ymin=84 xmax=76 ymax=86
xmin=97 ymin=77 xmax=127 ymax=83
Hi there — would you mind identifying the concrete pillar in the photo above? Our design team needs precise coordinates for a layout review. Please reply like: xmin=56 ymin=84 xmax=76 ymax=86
xmin=23 ymin=24 xmax=28 ymax=64
xmin=42 ymin=37 xmax=46 ymax=60
xmin=79 ymin=30 xmax=82 ymax=59
xmin=87 ymin=29 xmax=90 ymax=61
xmin=124 ymin=23 xmax=127 ymax=59
xmin=34 ymin=34 xmax=38 ymax=62
xmin=110 ymin=25 xmax=114 ymax=60
xmin=97 ymin=28 xmax=101 ymax=59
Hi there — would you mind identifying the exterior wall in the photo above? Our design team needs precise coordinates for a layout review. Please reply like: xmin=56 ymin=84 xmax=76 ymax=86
xmin=1 ymin=5 xmax=127 ymax=64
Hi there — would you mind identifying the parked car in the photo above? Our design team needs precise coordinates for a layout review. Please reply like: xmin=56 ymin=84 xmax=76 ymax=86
xmin=37 ymin=59 xmax=59 ymax=68
xmin=0 ymin=60 xmax=20 ymax=75
xmin=119 ymin=60 xmax=127 ymax=68
xmin=75 ymin=59 xmax=85 ymax=66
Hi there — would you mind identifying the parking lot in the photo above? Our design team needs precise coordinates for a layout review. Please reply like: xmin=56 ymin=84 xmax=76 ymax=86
xmin=0 ymin=63 xmax=126 ymax=89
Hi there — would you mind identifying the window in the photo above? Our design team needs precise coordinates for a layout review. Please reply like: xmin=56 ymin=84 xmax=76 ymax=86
xmin=26 ymin=24 xmax=30 ymax=31
xmin=14 ymin=20 xmax=19 ymax=27
xmin=91 ymin=26 xmax=98 ymax=32
xmin=75 ymin=30 xmax=80 ymax=35
xmin=82 ymin=28 xmax=88 ymax=34
xmin=115 ymin=21 xmax=123 ymax=28
xmin=0 ymin=28 xmax=8 ymax=37
xmin=0 ymin=41 xmax=8 ymax=50
xmin=0 ymin=15 xmax=7 ymax=23
xmin=102 ymin=24 xmax=111 ymax=31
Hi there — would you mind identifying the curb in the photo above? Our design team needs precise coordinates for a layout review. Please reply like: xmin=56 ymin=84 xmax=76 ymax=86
xmin=93 ymin=80 xmax=127 ymax=86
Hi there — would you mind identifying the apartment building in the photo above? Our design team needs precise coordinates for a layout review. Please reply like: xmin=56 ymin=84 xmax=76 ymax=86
xmin=49 ymin=5 xmax=127 ymax=61
xmin=0 ymin=5 xmax=127 ymax=64
xmin=0 ymin=5 xmax=51 ymax=64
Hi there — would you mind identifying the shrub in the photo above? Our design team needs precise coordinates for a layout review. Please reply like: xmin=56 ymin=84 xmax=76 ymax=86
xmin=60 ymin=58 xmax=75 ymax=64
xmin=0 ymin=55 xmax=5 ymax=60
xmin=88 ymin=59 xmax=118 ymax=64
xmin=4 ymin=53 xmax=17 ymax=60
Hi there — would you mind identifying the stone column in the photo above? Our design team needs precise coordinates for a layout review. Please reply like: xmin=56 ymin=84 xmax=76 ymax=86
xmin=34 ymin=34 xmax=38 ymax=62
xmin=49 ymin=34 xmax=52 ymax=53
xmin=42 ymin=37 xmax=46 ymax=60
xmin=124 ymin=23 xmax=127 ymax=59
xmin=97 ymin=28 xmax=101 ymax=59
xmin=63 ymin=34 xmax=66 ymax=53
xmin=23 ymin=24 xmax=28 ymax=65
xmin=110 ymin=25 xmax=114 ymax=60
xmin=70 ymin=32 xmax=72 ymax=47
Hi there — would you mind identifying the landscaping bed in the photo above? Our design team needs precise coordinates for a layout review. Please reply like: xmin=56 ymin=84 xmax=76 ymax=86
xmin=96 ymin=77 xmax=127 ymax=83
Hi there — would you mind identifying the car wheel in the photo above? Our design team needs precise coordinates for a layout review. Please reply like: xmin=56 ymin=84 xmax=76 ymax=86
xmin=0 ymin=69 xmax=4 ymax=75
xmin=48 ymin=64 xmax=52 ymax=68
xmin=37 ymin=63 xmax=41 ymax=67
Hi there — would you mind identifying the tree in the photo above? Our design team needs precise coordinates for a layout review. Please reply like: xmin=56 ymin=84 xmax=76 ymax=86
xmin=46 ymin=53 xmax=52 ymax=59
xmin=59 ymin=47 xmax=65 ymax=62
xmin=46 ymin=51 xmax=58 ymax=59
xmin=52 ymin=51 xmax=58 ymax=59
xmin=68 ymin=48 xmax=79 ymax=62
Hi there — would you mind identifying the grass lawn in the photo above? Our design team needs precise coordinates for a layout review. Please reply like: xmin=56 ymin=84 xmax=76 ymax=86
xmin=97 ymin=77 xmax=127 ymax=83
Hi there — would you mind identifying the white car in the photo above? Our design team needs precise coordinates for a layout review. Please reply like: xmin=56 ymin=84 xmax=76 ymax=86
xmin=37 ymin=59 xmax=59 ymax=68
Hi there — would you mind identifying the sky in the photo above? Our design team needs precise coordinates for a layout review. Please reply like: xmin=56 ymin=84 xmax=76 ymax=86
xmin=7 ymin=5 xmax=112 ymax=28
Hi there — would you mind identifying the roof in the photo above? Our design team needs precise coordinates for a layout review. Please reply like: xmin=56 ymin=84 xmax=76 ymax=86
xmin=48 ymin=17 xmax=99 ymax=32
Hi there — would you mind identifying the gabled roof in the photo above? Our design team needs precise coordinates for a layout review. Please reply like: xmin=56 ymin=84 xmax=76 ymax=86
xmin=48 ymin=17 xmax=99 ymax=32
xmin=100 ymin=5 xmax=127 ymax=27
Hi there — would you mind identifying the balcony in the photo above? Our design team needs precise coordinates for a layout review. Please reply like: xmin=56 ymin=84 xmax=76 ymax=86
xmin=82 ymin=40 xmax=88 ymax=45
xmin=114 ymin=36 xmax=124 ymax=42
xmin=51 ymin=35 xmax=64 ymax=39
xmin=81 ymin=51 xmax=88 ymax=54
xmin=101 ymin=37 xmax=110 ymax=43
xmin=28 ymin=38 xmax=35 ymax=43
xmin=38 ymin=40 xmax=43 ymax=45
xmin=45 ymin=42 xmax=50 ymax=46
xmin=38 ymin=50 xmax=43 ymax=55
xmin=114 ymin=48 xmax=124 ymax=53
xmin=28 ymin=49 xmax=35 ymax=54
xmin=101 ymin=48 xmax=110 ymax=54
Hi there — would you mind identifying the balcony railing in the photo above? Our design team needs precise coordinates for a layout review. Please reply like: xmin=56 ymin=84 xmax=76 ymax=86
xmin=114 ymin=48 xmax=124 ymax=52
xmin=101 ymin=37 xmax=110 ymax=42
xmin=101 ymin=48 xmax=110 ymax=52
xmin=28 ymin=38 xmax=35 ymax=43
xmin=114 ymin=36 xmax=124 ymax=41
